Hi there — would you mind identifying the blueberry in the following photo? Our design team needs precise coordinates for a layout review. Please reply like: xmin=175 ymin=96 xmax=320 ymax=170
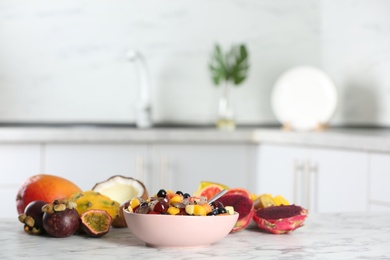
xmin=175 ymin=191 xmax=184 ymax=196
xmin=218 ymin=207 xmax=227 ymax=214
xmin=207 ymin=209 xmax=219 ymax=216
xmin=157 ymin=189 xmax=167 ymax=198
xmin=183 ymin=193 xmax=191 ymax=199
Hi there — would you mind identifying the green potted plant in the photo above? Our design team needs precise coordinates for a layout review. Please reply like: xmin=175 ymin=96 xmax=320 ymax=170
xmin=209 ymin=43 xmax=249 ymax=130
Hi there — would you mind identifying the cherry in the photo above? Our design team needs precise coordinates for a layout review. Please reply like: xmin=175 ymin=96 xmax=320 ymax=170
xmin=153 ymin=199 xmax=169 ymax=214
xmin=211 ymin=201 xmax=224 ymax=210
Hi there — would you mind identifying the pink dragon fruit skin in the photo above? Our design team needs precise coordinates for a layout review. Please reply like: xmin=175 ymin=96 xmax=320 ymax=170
xmin=216 ymin=193 xmax=255 ymax=233
xmin=253 ymin=205 xmax=308 ymax=234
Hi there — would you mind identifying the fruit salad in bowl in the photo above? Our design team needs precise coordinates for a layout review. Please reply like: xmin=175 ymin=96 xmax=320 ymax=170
xmin=123 ymin=189 xmax=238 ymax=248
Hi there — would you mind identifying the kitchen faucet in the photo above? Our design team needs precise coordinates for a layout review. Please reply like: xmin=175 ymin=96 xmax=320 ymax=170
xmin=127 ymin=51 xmax=153 ymax=128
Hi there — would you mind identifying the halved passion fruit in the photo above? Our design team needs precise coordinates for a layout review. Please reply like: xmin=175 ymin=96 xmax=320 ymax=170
xmin=81 ymin=209 xmax=112 ymax=237
xmin=253 ymin=205 xmax=308 ymax=234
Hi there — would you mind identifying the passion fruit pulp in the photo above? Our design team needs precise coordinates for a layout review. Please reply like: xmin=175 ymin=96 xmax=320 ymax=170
xmin=81 ymin=210 xmax=112 ymax=237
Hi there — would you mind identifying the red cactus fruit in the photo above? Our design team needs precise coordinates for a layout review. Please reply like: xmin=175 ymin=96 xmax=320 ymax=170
xmin=253 ymin=205 xmax=308 ymax=234
xmin=216 ymin=193 xmax=254 ymax=232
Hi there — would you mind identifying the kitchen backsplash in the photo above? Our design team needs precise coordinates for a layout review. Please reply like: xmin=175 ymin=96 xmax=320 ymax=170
xmin=0 ymin=0 xmax=388 ymax=126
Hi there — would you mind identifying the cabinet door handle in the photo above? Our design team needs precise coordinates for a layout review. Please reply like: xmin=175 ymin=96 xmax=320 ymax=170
xmin=305 ymin=161 xmax=311 ymax=210
xmin=309 ymin=161 xmax=318 ymax=212
xmin=293 ymin=160 xmax=303 ymax=204
xmin=294 ymin=160 xmax=318 ymax=212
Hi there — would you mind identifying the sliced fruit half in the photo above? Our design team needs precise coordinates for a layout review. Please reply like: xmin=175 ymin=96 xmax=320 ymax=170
xmin=226 ymin=188 xmax=251 ymax=199
xmin=216 ymin=193 xmax=254 ymax=232
xmin=253 ymin=205 xmax=308 ymax=234
xmin=196 ymin=181 xmax=229 ymax=191
xmin=194 ymin=184 xmax=226 ymax=201
xmin=92 ymin=175 xmax=149 ymax=204
xmin=81 ymin=209 xmax=112 ymax=237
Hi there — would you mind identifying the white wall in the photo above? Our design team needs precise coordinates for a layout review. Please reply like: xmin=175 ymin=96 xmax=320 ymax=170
xmin=0 ymin=0 xmax=388 ymax=126
xmin=321 ymin=0 xmax=390 ymax=126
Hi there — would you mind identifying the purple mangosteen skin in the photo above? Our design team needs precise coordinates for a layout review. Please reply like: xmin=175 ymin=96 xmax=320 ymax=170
xmin=43 ymin=209 xmax=80 ymax=238
xmin=24 ymin=200 xmax=47 ymax=231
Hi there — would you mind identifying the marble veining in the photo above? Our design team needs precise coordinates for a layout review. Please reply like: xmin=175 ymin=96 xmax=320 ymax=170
xmin=1 ymin=213 xmax=389 ymax=259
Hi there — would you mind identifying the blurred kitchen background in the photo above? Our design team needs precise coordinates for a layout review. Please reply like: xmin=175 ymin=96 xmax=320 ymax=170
xmin=1 ymin=0 xmax=390 ymax=218
xmin=0 ymin=0 xmax=389 ymax=127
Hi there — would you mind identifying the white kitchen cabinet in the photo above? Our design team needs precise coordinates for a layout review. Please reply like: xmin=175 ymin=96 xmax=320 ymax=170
xmin=0 ymin=144 xmax=42 ymax=218
xmin=257 ymin=144 xmax=368 ymax=213
xmin=44 ymin=143 xmax=255 ymax=196
xmin=44 ymin=144 xmax=149 ymax=191
xmin=150 ymin=144 xmax=255 ymax=194
xmin=308 ymin=147 xmax=368 ymax=213
xmin=256 ymin=144 xmax=307 ymax=204
xmin=368 ymin=152 xmax=390 ymax=210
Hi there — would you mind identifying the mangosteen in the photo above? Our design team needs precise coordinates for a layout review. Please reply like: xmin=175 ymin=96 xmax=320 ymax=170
xmin=42 ymin=200 xmax=80 ymax=238
xmin=18 ymin=200 xmax=47 ymax=235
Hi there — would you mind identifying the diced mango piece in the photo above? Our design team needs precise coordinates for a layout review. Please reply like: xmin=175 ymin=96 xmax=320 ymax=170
xmin=167 ymin=206 xmax=180 ymax=215
xmin=130 ymin=197 xmax=141 ymax=210
xmin=201 ymin=203 xmax=212 ymax=215
xmin=166 ymin=190 xmax=176 ymax=199
xmin=193 ymin=205 xmax=207 ymax=216
xmin=169 ymin=194 xmax=183 ymax=204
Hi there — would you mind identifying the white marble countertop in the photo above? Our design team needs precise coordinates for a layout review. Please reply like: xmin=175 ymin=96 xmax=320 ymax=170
xmin=1 ymin=213 xmax=389 ymax=260
xmin=1 ymin=126 xmax=390 ymax=152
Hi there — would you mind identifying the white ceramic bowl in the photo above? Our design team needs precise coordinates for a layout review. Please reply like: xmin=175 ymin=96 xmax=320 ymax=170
xmin=123 ymin=209 xmax=239 ymax=248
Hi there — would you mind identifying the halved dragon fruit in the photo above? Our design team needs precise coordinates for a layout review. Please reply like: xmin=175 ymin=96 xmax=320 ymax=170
xmin=253 ymin=205 xmax=308 ymax=234
xmin=216 ymin=192 xmax=254 ymax=233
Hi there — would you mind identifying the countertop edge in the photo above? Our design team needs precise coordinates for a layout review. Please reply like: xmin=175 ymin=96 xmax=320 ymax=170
xmin=0 ymin=127 xmax=390 ymax=153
